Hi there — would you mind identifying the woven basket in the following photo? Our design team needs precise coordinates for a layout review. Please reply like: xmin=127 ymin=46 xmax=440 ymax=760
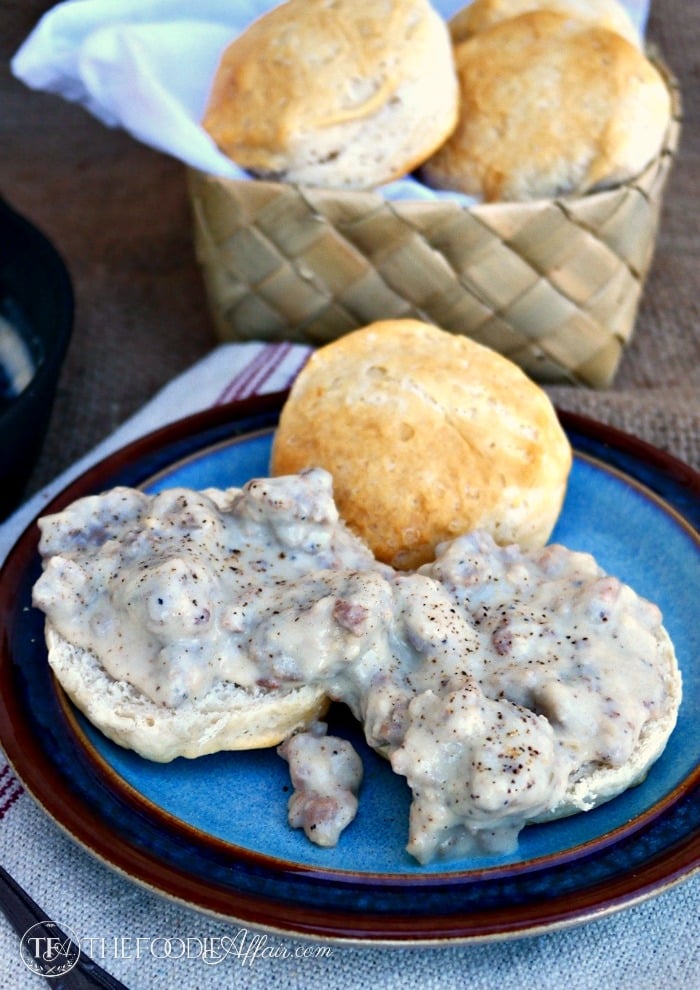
xmin=188 ymin=55 xmax=681 ymax=388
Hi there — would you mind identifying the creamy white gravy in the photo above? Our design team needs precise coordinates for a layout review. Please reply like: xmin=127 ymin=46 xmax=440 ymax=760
xmin=33 ymin=468 xmax=676 ymax=862
xmin=33 ymin=470 xmax=378 ymax=708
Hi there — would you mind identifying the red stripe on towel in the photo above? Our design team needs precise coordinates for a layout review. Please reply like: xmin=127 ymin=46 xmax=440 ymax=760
xmin=0 ymin=772 xmax=23 ymax=820
xmin=216 ymin=342 xmax=294 ymax=404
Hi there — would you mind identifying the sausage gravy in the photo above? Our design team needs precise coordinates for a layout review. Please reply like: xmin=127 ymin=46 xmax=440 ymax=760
xmin=32 ymin=468 xmax=681 ymax=862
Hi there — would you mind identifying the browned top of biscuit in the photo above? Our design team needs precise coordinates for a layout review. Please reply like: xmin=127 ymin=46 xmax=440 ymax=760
xmin=271 ymin=320 xmax=572 ymax=568
xmin=202 ymin=0 xmax=458 ymax=188
xmin=422 ymin=10 xmax=670 ymax=201
xmin=449 ymin=0 xmax=641 ymax=46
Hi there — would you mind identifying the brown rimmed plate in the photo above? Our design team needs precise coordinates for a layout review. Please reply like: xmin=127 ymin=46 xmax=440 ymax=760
xmin=0 ymin=393 xmax=698 ymax=944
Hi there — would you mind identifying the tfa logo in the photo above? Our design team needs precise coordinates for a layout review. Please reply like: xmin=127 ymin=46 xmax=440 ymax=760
xmin=19 ymin=921 xmax=81 ymax=977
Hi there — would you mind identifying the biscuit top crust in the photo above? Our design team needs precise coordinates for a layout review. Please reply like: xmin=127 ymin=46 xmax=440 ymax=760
xmin=449 ymin=0 xmax=641 ymax=47
xmin=270 ymin=319 xmax=572 ymax=567
xmin=202 ymin=0 xmax=458 ymax=187
xmin=422 ymin=10 xmax=670 ymax=201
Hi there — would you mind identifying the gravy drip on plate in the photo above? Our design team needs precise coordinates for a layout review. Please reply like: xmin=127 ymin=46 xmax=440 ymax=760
xmin=33 ymin=469 xmax=677 ymax=862
xmin=278 ymin=720 xmax=363 ymax=847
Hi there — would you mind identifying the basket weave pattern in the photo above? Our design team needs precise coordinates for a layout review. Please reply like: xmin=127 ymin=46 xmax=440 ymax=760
xmin=189 ymin=59 xmax=681 ymax=388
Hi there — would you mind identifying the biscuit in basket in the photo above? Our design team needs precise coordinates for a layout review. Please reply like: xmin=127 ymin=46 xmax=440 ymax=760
xmin=449 ymin=0 xmax=641 ymax=46
xmin=202 ymin=0 xmax=459 ymax=189
xmin=421 ymin=11 xmax=671 ymax=201
xmin=270 ymin=319 xmax=572 ymax=569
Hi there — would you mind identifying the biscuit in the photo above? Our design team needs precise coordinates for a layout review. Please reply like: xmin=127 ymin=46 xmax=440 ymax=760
xmin=202 ymin=0 xmax=459 ymax=189
xmin=270 ymin=319 xmax=572 ymax=569
xmin=421 ymin=11 xmax=670 ymax=201
xmin=44 ymin=626 xmax=328 ymax=763
xmin=31 ymin=472 xmax=379 ymax=763
xmin=449 ymin=0 xmax=641 ymax=46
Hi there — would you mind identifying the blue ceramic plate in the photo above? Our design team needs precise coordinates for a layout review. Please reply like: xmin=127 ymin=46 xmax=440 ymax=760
xmin=1 ymin=393 xmax=698 ymax=942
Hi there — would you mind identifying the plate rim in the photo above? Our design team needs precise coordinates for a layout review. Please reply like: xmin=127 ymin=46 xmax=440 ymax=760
xmin=1 ymin=393 xmax=699 ymax=944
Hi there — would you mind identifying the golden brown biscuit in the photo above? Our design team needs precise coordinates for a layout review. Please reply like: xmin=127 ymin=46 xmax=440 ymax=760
xmin=449 ymin=0 xmax=641 ymax=46
xmin=202 ymin=0 xmax=459 ymax=189
xmin=270 ymin=319 xmax=572 ymax=569
xmin=422 ymin=11 xmax=671 ymax=202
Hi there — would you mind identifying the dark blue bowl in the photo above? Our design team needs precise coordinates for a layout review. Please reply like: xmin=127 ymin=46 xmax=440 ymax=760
xmin=0 ymin=197 xmax=74 ymax=519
